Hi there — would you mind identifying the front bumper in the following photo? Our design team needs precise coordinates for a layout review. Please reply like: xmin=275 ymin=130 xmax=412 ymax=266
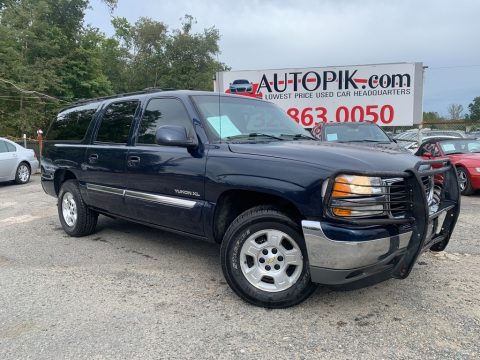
xmin=302 ymin=159 xmax=460 ymax=285
xmin=469 ymin=171 xmax=480 ymax=190
xmin=30 ymin=159 xmax=39 ymax=174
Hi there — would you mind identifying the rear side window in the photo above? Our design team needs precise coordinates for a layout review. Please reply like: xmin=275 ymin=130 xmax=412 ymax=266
xmin=0 ymin=140 xmax=8 ymax=153
xmin=5 ymin=142 xmax=16 ymax=152
xmin=137 ymin=98 xmax=194 ymax=144
xmin=96 ymin=101 xmax=139 ymax=144
xmin=47 ymin=103 xmax=98 ymax=141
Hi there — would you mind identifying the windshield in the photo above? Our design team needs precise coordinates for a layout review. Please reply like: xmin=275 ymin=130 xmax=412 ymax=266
xmin=233 ymin=80 xmax=250 ymax=84
xmin=421 ymin=131 xmax=464 ymax=139
xmin=192 ymin=95 xmax=312 ymax=141
xmin=394 ymin=131 xmax=418 ymax=141
xmin=439 ymin=140 xmax=480 ymax=154
xmin=323 ymin=123 xmax=391 ymax=142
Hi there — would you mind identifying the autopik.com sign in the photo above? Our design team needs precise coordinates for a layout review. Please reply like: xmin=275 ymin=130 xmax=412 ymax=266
xmin=215 ymin=62 xmax=424 ymax=127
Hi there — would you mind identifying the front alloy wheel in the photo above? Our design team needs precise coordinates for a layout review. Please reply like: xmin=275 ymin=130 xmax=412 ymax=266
xmin=239 ymin=229 xmax=303 ymax=292
xmin=221 ymin=206 xmax=317 ymax=308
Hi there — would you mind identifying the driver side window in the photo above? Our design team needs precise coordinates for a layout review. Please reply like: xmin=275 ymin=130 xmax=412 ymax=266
xmin=137 ymin=98 xmax=195 ymax=145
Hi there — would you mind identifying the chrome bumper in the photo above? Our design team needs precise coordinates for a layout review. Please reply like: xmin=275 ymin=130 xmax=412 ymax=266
xmin=301 ymin=220 xmax=411 ymax=271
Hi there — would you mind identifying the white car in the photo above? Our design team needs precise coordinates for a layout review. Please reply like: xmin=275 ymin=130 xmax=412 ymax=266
xmin=0 ymin=137 xmax=39 ymax=184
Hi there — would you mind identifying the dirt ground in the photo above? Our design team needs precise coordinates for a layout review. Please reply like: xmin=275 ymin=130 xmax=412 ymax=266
xmin=0 ymin=175 xmax=479 ymax=359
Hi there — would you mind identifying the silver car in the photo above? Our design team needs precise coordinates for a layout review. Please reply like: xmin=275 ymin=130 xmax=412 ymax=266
xmin=0 ymin=137 xmax=39 ymax=184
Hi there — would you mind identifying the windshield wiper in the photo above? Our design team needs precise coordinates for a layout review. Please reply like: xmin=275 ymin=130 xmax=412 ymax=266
xmin=225 ymin=133 xmax=284 ymax=141
xmin=279 ymin=133 xmax=316 ymax=140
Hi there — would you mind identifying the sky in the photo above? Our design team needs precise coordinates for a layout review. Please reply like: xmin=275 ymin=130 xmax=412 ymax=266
xmin=85 ymin=0 xmax=480 ymax=117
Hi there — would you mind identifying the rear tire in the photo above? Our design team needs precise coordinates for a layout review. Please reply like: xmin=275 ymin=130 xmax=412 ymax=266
xmin=14 ymin=162 xmax=31 ymax=184
xmin=221 ymin=206 xmax=317 ymax=308
xmin=58 ymin=180 xmax=98 ymax=237
xmin=457 ymin=166 xmax=473 ymax=195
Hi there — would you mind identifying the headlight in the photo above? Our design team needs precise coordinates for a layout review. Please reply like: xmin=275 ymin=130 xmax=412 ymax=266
xmin=475 ymin=168 xmax=480 ymax=173
xmin=330 ymin=175 xmax=384 ymax=217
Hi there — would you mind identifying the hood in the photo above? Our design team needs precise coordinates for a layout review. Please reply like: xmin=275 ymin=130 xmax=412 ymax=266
xmin=228 ymin=141 xmax=421 ymax=173
xmin=449 ymin=153 xmax=480 ymax=165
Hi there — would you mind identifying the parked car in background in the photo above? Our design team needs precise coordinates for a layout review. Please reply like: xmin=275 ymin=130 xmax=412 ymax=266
xmin=416 ymin=138 xmax=480 ymax=195
xmin=311 ymin=121 xmax=406 ymax=151
xmin=395 ymin=129 xmax=467 ymax=153
xmin=468 ymin=131 xmax=480 ymax=139
xmin=0 ymin=137 xmax=38 ymax=184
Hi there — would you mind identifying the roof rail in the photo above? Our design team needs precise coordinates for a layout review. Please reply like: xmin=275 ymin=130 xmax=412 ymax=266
xmin=66 ymin=88 xmax=177 ymax=108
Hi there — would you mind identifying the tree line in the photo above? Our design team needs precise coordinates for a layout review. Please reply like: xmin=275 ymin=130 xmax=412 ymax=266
xmin=1 ymin=0 xmax=478 ymax=138
xmin=0 ymin=0 xmax=228 ymax=137
xmin=423 ymin=97 xmax=480 ymax=124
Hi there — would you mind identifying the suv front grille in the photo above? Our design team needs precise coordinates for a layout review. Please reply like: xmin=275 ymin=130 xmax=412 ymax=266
xmin=384 ymin=178 xmax=410 ymax=218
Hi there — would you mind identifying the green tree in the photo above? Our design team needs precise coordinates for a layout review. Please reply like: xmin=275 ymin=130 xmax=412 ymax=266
xmin=0 ymin=3 xmax=228 ymax=137
xmin=466 ymin=97 xmax=480 ymax=122
xmin=0 ymin=0 xmax=116 ymax=136
xmin=422 ymin=111 xmax=444 ymax=124
xmin=163 ymin=15 xmax=229 ymax=90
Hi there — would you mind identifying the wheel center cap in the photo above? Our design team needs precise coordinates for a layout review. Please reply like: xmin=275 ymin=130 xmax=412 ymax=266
xmin=266 ymin=256 xmax=276 ymax=265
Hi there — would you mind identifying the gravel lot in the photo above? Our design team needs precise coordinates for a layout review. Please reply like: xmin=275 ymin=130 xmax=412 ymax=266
xmin=0 ymin=175 xmax=479 ymax=359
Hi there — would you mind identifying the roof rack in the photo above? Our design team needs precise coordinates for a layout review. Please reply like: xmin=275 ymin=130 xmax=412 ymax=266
xmin=65 ymin=87 xmax=176 ymax=108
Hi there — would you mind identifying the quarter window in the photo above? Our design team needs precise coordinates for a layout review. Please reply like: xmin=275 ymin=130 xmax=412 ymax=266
xmin=137 ymin=98 xmax=194 ymax=144
xmin=5 ymin=142 xmax=16 ymax=152
xmin=96 ymin=101 xmax=139 ymax=144
xmin=47 ymin=103 xmax=98 ymax=141
xmin=0 ymin=140 xmax=8 ymax=153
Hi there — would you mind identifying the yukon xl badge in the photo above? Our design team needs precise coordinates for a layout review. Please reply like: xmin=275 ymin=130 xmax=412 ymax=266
xmin=174 ymin=189 xmax=200 ymax=197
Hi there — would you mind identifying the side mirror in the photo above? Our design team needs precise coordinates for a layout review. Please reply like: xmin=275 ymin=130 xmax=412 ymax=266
xmin=423 ymin=152 xmax=432 ymax=158
xmin=155 ymin=125 xmax=198 ymax=148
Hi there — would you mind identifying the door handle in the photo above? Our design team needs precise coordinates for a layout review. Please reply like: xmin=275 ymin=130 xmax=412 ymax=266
xmin=127 ymin=156 xmax=141 ymax=167
xmin=88 ymin=154 xmax=99 ymax=163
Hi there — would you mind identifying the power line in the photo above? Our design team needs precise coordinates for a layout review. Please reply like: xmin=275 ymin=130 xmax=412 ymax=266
xmin=429 ymin=64 xmax=480 ymax=70
xmin=0 ymin=98 xmax=52 ymax=103
xmin=0 ymin=95 xmax=45 ymax=99
xmin=0 ymin=78 xmax=68 ymax=102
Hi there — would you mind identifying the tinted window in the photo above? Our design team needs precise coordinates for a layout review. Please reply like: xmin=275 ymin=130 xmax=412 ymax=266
xmin=5 ymin=142 xmax=16 ymax=152
xmin=96 ymin=101 xmax=139 ymax=144
xmin=137 ymin=98 xmax=194 ymax=144
xmin=47 ymin=103 xmax=98 ymax=141
xmin=0 ymin=140 xmax=8 ymax=153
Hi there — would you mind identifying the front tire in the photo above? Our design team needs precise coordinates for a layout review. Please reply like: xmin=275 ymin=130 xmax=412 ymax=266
xmin=14 ymin=162 xmax=31 ymax=184
xmin=457 ymin=166 xmax=473 ymax=195
xmin=221 ymin=206 xmax=317 ymax=308
xmin=58 ymin=180 xmax=98 ymax=237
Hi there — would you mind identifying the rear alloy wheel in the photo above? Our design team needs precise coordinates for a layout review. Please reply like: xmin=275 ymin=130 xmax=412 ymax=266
xmin=456 ymin=167 xmax=473 ymax=195
xmin=14 ymin=162 xmax=30 ymax=184
xmin=58 ymin=180 xmax=98 ymax=237
xmin=221 ymin=206 xmax=317 ymax=308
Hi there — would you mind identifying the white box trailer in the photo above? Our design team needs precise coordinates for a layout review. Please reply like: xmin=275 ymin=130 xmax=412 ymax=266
xmin=215 ymin=62 xmax=424 ymax=127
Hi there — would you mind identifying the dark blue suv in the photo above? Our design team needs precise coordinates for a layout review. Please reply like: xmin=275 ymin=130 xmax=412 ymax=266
xmin=41 ymin=90 xmax=460 ymax=308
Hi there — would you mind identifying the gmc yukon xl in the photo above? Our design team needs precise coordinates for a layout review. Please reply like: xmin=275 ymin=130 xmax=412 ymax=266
xmin=41 ymin=90 xmax=460 ymax=308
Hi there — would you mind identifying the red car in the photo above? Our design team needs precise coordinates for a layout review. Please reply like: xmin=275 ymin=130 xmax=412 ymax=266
xmin=416 ymin=138 xmax=480 ymax=195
